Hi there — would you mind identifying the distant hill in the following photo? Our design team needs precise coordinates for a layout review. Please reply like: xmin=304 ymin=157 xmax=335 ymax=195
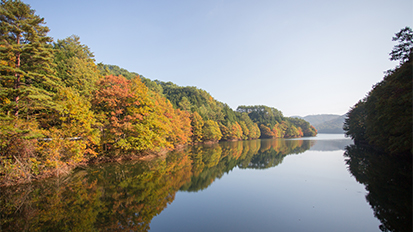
xmin=293 ymin=114 xmax=345 ymax=133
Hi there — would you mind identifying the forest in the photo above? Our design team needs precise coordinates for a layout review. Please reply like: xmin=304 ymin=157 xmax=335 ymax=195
xmin=343 ymin=26 xmax=412 ymax=156
xmin=0 ymin=0 xmax=317 ymax=185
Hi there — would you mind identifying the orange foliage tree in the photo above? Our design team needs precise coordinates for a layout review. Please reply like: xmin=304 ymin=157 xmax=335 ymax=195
xmin=93 ymin=75 xmax=167 ymax=153
xmin=92 ymin=75 xmax=192 ymax=154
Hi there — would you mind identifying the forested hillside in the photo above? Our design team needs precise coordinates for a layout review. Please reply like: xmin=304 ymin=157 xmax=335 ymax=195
xmin=0 ymin=1 xmax=317 ymax=186
xmin=99 ymin=64 xmax=317 ymax=141
xmin=344 ymin=27 xmax=412 ymax=155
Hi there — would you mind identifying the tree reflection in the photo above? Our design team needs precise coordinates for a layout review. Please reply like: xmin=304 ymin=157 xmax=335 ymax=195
xmin=181 ymin=138 xmax=311 ymax=191
xmin=0 ymin=138 xmax=312 ymax=231
xmin=0 ymin=152 xmax=192 ymax=231
xmin=344 ymin=144 xmax=412 ymax=232
xmin=245 ymin=139 xmax=310 ymax=169
xmin=0 ymin=171 xmax=103 ymax=232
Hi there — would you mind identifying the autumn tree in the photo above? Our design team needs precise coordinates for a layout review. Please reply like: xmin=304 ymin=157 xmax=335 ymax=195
xmin=170 ymin=108 xmax=192 ymax=145
xmin=92 ymin=75 xmax=191 ymax=154
xmin=37 ymin=87 xmax=100 ymax=169
xmin=219 ymin=123 xmax=230 ymax=140
xmin=224 ymin=122 xmax=243 ymax=140
xmin=155 ymin=81 xmax=225 ymax=122
xmin=239 ymin=121 xmax=249 ymax=140
xmin=240 ymin=112 xmax=260 ymax=139
xmin=249 ymin=123 xmax=261 ymax=139
xmin=259 ymin=124 xmax=273 ymax=138
xmin=284 ymin=123 xmax=301 ymax=138
xmin=150 ymin=91 xmax=192 ymax=146
xmin=92 ymin=75 xmax=149 ymax=152
xmin=202 ymin=120 xmax=222 ymax=142
xmin=271 ymin=123 xmax=280 ymax=138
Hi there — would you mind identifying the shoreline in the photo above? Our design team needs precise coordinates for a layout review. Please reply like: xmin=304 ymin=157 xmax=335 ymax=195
xmin=1 ymin=136 xmax=318 ymax=187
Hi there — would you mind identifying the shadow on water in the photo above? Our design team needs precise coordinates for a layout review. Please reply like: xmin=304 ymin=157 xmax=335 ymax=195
xmin=344 ymin=144 xmax=412 ymax=232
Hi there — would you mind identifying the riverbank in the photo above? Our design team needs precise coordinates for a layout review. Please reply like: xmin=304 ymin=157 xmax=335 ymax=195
xmin=0 ymin=150 xmax=166 ymax=187
xmin=1 ymin=135 xmax=315 ymax=187
xmin=0 ymin=141 xmax=217 ymax=187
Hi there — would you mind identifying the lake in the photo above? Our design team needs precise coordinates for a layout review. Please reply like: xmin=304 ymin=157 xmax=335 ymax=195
xmin=1 ymin=134 xmax=410 ymax=231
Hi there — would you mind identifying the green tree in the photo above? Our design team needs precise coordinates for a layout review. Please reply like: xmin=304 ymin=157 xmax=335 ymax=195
xmin=237 ymin=105 xmax=283 ymax=128
xmin=343 ymin=100 xmax=367 ymax=144
xmin=389 ymin=26 xmax=412 ymax=64
xmin=190 ymin=112 xmax=204 ymax=143
xmin=240 ymin=112 xmax=260 ymax=139
xmin=0 ymin=0 xmax=59 ymax=185
xmin=0 ymin=0 xmax=58 ymax=118
xmin=284 ymin=123 xmax=301 ymax=138
xmin=97 ymin=63 xmax=140 ymax=80
xmin=250 ymin=123 xmax=261 ymax=139
xmin=53 ymin=35 xmax=100 ymax=99
xmin=202 ymin=120 xmax=222 ymax=142
xmin=178 ymin=96 xmax=191 ymax=112
xmin=239 ymin=121 xmax=249 ymax=140
xmin=344 ymin=27 xmax=412 ymax=154
xmin=364 ymin=58 xmax=412 ymax=154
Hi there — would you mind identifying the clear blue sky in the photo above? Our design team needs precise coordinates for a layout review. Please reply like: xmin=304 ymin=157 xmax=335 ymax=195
xmin=25 ymin=0 xmax=412 ymax=116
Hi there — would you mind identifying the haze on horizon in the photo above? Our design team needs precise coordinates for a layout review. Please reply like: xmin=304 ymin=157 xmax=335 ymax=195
xmin=25 ymin=0 xmax=412 ymax=117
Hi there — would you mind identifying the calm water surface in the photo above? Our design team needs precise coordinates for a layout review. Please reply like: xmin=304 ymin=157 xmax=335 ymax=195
xmin=2 ymin=134 xmax=409 ymax=231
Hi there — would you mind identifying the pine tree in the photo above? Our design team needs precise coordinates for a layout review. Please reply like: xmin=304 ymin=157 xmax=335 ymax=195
xmin=0 ymin=0 xmax=58 ymax=118
xmin=0 ymin=0 xmax=60 ymax=184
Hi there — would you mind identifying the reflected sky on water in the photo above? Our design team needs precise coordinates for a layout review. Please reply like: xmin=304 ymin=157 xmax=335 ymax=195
xmin=1 ymin=134 xmax=389 ymax=232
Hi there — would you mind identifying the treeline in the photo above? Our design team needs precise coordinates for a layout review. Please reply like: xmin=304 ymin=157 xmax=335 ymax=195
xmin=0 ymin=0 xmax=316 ymax=185
xmin=344 ymin=27 xmax=412 ymax=155
xmin=99 ymin=66 xmax=318 ymax=141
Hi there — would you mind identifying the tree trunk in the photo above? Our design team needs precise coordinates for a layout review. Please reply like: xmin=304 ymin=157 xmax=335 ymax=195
xmin=14 ymin=34 xmax=21 ymax=117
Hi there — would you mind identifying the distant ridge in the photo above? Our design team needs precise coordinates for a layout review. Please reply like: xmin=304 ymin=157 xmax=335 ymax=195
xmin=293 ymin=114 xmax=345 ymax=133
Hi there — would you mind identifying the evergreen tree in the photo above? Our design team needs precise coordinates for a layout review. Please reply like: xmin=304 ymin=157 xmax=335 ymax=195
xmin=0 ymin=0 xmax=58 ymax=118
xmin=0 ymin=0 xmax=60 ymax=184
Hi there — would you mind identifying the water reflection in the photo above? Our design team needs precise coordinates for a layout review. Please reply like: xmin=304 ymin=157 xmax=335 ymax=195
xmin=344 ymin=144 xmax=412 ymax=232
xmin=0 ymin=137 xmax=340 ymax=231
xmin=1 ymin=152 xmax=192 ymax=231
xmin=310 ymin=139 xmax=353 ymax=151
xmin=0 ymin=139 xmax=310 ymax=231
